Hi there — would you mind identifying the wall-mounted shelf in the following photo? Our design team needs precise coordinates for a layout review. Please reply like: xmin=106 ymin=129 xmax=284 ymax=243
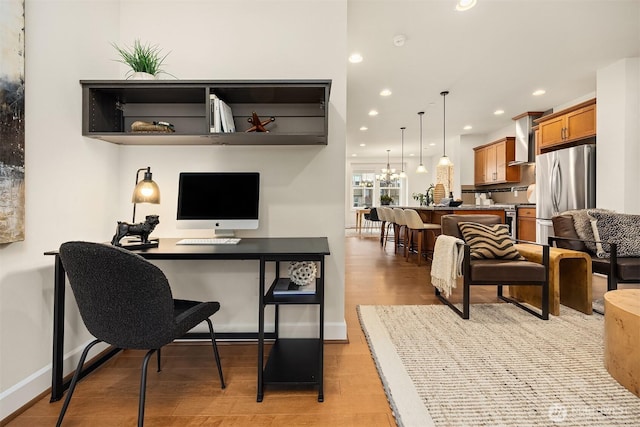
xmin=81 ymin=80 xmax=331 ymax=145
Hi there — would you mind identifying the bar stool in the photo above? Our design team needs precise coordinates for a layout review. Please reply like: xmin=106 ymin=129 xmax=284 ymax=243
xmin=403 ymin=208 xmax=442 ymax=266
xmin=379 ymin=207 xmax=395 ymax=249
xmin=393 ymin=208 xmax=408 ymax=256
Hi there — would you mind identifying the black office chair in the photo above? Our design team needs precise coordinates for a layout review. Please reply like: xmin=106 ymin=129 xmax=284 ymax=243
xmin=56 ymin=241 xmax=225 ymax=427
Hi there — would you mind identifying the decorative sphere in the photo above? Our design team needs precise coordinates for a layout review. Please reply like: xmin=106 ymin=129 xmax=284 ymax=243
xmin=288 ymin=261 xmax=317 ymax=287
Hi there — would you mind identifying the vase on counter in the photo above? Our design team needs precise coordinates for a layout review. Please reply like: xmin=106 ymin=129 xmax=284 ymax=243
xmin=433 ymin=184 xmax=445 ymax=204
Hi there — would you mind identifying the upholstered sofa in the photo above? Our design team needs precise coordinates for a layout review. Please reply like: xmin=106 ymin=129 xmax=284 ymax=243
xmin=549 ymin=210 xmax=640 ymax=291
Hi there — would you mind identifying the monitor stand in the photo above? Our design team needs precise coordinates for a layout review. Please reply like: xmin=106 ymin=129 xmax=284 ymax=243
xmin=213 ymin=229 xmax=236 ymax=238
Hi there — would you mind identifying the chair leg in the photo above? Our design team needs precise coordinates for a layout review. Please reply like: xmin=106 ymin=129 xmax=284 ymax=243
xmin=417 ymin=230 xmax=423 ymax=266
xmin=157 ymin=347 xmax=162 ymax=372
xmin=138 ymin=349 xmax=156 ymax=427
xmin=206 ymin=318 xmax=226 ymax=389
xmin=463 ymin=283 xmax=470 ymax=319
xmin=56 ymin=339 xmax=102 ymax=427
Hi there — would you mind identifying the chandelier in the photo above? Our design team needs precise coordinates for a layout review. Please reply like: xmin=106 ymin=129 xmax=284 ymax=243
xmin=376 ymin=149 xmax=398 ymax=184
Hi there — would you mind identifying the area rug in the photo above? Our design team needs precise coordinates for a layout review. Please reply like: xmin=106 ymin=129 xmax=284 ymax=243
xmin=358 ymin=304 xmax=640 ymax=427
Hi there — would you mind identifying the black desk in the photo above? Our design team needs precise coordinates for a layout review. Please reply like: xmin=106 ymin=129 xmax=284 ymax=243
xmin=45 ymin=237 xmax=330 ymax=403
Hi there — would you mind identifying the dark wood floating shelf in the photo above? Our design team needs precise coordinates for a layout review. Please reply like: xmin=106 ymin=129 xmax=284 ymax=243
xmin=81 ymin=80 xmax=331 ymax=146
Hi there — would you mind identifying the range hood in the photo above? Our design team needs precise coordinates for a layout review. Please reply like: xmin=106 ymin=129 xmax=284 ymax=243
xmin=509 ymin=111 xmax=544 ymax=165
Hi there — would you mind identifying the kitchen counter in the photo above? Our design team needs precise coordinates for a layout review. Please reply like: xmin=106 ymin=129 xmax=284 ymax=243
xmin=400 ymin=203 xmax=535 ymax=211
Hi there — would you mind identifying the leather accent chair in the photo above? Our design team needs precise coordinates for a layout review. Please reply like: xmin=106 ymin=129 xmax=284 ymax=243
xmin=435 ymin=214 xmax=550 ymax=320
xmin=550 ymin=215 xmax=640 ymax=291
xmin=56 ymin=241 xmax=225 ymax=427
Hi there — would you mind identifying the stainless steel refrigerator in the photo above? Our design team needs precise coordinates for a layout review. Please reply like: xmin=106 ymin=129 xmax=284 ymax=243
xmin=535 ymin=144 xmax=596 ymax=243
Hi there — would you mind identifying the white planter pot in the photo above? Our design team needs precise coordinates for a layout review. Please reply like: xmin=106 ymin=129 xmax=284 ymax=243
xmin=130 ymin=72 xmax=157 ymax=80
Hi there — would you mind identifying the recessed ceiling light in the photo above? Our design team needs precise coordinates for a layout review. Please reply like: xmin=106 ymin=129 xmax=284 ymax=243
xmin=360 ymin=126 xmax=368 ymax=131
xmin=380 ymin=89 xmax=392 ymax=97
xmin=348 ymin=53 xmax=363 ymax=63
xmin=409 ymin=153 xmax=415 ymax=157
xmin=352 ymin=153 xmax=357 ymax=157
xmin=368 ymin=110 xmax=379 ymax=116
xmin=463 ymin=125 xmax=473 ymax=130
xmin=494 ymin=109 xmax=505 ymax=115
xmin=533 ymin=89 xmax=546 ymax=96
xmin=429 ymin=143 xmax=436 ymax=146
xmin=359 ymin=143 xmax=366 ymax=147
xmin=456 ymin=0 xmax=477 ymax=12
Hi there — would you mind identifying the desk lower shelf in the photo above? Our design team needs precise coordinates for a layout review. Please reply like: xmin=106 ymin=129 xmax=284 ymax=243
xmin=263 ymin=338 xmax=322 ymax=385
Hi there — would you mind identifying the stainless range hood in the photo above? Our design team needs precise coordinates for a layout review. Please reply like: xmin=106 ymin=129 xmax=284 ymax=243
xmin=509 ymin=111 xmax=544 ymax=165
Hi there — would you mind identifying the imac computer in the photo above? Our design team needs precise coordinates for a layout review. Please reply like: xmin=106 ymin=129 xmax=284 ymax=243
xmin=176 ymin=172 xmax=260 ymax=238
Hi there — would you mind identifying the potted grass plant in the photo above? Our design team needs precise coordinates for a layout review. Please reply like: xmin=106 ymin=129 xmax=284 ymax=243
xmin=112 ymin=39 xmax=172 ymax=79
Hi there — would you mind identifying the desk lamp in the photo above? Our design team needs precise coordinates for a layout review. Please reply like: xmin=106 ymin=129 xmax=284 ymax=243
xmin=132 ymin=166 xmax=160 ymax=223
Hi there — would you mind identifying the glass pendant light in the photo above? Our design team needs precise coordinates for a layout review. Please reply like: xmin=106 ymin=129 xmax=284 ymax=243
xmin=416 ymin=111 xmax=427 ymax=173
xmin=438 ymin=91 xmax=452 ymax=167
xmin=399 ymin=127 xmax=407 ymax=178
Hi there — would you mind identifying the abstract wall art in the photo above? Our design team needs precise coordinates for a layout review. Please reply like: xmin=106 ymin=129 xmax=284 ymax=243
xmin=0 ymin=0 xmax=25 ymax=243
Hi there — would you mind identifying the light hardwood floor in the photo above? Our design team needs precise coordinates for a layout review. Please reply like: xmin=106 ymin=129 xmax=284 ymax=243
xmin=5 ymin=233 xmax=607 ymax=426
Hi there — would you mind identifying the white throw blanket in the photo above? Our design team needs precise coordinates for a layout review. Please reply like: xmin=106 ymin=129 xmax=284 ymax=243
xmin=430 ymin=235 xmax=465 ymax=298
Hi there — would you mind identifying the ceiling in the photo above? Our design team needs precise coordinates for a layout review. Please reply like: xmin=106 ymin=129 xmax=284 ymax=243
xmin=346 ymin=0 xmax=640 ymax=161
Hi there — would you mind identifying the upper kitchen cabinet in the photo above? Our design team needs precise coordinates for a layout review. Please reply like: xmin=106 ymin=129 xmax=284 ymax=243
xmin=474 ymin=137 xmax=521 ymax=186
xmin=536 ymin=98 xmax=596 ymax=151
xmin=80 ymin=80 xmax=331 ymax=145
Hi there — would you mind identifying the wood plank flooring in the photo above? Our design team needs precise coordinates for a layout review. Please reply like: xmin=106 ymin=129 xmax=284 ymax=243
xmin=5 ymin=233 xmax=607 ymax=426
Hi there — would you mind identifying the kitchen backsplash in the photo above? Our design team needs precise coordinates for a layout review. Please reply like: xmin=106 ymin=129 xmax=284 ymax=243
xmin=460 ymin=164 xmax=535 ymax=205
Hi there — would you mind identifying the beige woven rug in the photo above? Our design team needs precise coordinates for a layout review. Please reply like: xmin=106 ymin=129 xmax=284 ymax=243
xmin=358 ymin=304 xmax=640 ymax=427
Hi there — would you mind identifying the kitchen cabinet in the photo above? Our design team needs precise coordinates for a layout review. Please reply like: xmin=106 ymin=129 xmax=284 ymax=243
xmin=517 ymin=206 xmax=536 ymax=242
xmin=537 ymin=98 xmax=596 ymax=151
xmin=473 ymin=137 xmax=521 ymax=186
xmin=474 ymin=148 xmax=486 ymax=184
xmin=80 ymin=80 xmax=331 ymax=145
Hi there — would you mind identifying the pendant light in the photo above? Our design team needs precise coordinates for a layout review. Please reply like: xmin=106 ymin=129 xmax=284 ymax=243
xmin=416 ymin=111 xmax=427 ymax=173
xmin=438 ymin=91 xmax=452 ymax=167
xmin=377 ymin=149 xmax=398 ymax=183
xmin=399 ymin=127 xmax=407 ymax=178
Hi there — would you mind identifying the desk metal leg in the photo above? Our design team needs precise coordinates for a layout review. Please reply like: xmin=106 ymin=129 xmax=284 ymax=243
xmin=51 ymin=254 xmax=66 ymax=402
xmin=257 ymin=258 xmax=265 ymax=402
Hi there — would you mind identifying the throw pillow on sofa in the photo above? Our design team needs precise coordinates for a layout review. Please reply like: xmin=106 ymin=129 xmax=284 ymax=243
xmin=561 ymin=208 xmax=613 ymax=254
xmin=458 ymin=222 xmax=524 ymax=260
xmin=588 ymin=211 xmax=640 ymax=258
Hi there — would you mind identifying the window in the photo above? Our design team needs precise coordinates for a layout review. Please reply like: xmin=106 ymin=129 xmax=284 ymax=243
xmin=352 ymin=172 xmax=375 ymax=208
xmin=351 ymin=170 xmax=404 ymax=208
xmin=378 ymin=176 xmax=400 ymax=207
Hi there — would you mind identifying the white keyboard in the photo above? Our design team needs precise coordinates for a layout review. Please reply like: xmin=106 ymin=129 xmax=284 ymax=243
xmin=176 ymin=238 xmax=241 ymax=245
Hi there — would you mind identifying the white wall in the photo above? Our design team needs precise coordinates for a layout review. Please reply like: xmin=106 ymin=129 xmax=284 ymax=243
xmin=0 ymin=0 xmax=347 ymax=418
xmin=596 ymin=58 xmax=639 ymax=213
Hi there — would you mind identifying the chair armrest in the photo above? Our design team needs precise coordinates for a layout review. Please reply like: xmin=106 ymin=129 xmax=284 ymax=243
xmin=548 ymin=236 xmax=618 ymax=260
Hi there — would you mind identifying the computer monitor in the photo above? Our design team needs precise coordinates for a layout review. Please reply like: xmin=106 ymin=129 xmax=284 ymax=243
xmin=176 ymin=172 xmax=260 ymax=237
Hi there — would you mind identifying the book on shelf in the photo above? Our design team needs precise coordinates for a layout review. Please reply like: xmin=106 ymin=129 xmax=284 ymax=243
xmin=210 ymin=93 xmax=235 ymax=133
xmin=210 ymin=94 xmax=221 ymax=133
xmin=273 ymin=279 xmax=316 ymax=295
xmin=219 ymin=100 xmax=236 ymax=133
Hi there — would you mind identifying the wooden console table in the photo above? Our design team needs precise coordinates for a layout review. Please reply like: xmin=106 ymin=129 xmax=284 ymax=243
xmin=510 ymin=243 xmax=592 ymax=315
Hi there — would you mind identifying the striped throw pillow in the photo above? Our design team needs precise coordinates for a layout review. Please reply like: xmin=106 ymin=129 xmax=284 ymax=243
xmin=458 ymin=222 xmax=524 ymax=260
